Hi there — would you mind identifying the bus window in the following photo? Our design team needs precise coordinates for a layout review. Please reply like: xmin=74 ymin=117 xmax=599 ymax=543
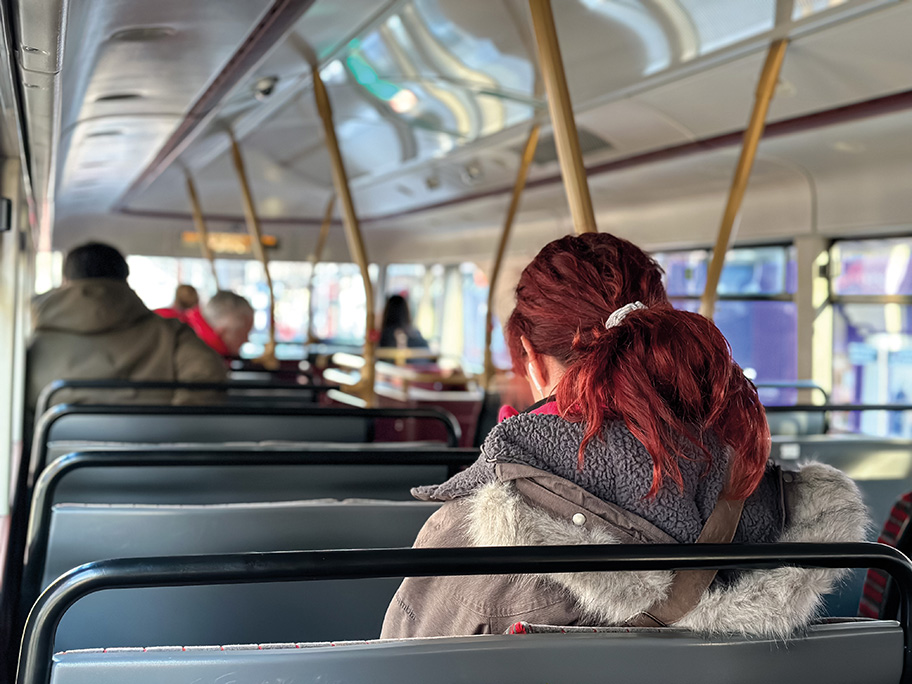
xmin=34 ymin=251 xmax=63 ymax=295
xmin=654 ymin=246 xmax=798 ymax=405
xmin=832 ymin=238 xmax=912 ymax=437
xmin=124 ymin=256 xmax=379 ymax=358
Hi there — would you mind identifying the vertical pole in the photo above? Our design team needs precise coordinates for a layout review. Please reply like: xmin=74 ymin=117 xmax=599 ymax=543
xmin=700 ymin=40 xmax=788 ymax=319
xmin=227 ymin=131 xmax=279 ymax=370
xmin=185 ymin=173 xmax=220 ymax=291
xmin=528 ymin=0 xmax=597 ymax=235
xmin=484 ymin=123 xmax=541 ymax=387
xmin=312 ymin=66 xmax=376 ymax=406
xmin=307 ymin=194 xmax=335 ymax=344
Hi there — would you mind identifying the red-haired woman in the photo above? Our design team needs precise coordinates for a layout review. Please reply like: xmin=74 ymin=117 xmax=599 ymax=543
xmin=382 ymin=233 xmax=867 ymax=638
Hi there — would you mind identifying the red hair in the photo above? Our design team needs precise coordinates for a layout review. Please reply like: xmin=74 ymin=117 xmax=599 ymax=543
xmin=505 ymin=233 xmax=770 ymax=501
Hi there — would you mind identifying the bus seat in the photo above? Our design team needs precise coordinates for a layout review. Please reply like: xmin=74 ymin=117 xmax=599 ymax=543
xmin=766 ymin=411 xmax=826 ymax=436
xmin=768 ymin=436 xmax=912 ymax=618
xmin=48 ymin=460 xmax=453 ymax=505
xmin=859 ymin=491 xmax=912 ymax=619
xmin=47 ymin=621 xmax=903 ymax=684
xmin=33 ymin=405 xmax=461 ymax=473
xmin=44 ymin=412 xmax=371 ymax=455
xmin=40 ymin=500 xmax=439 ymax=651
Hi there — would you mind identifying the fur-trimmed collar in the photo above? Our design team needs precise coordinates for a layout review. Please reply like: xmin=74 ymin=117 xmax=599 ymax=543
xmin=415 ymin=413 xmax=783 ymax=545
xmin=465 ymin=462 xmax=869 ymax=638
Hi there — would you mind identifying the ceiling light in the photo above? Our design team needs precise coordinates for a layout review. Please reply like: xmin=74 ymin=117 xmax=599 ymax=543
xmin=389 ymin=88 xmax=418 ymax=114
xmin=95 ymin=92 xmax=143 ymax=103
xmin=254 ymin=76 xmax=279 ymax=102
xmin=833 ymin=141 xmax=865 ymax=154
xmin=110 ymin=26 xmax=177 ymax=42
xmin=776 ymin=79 xmax=797 ymax=97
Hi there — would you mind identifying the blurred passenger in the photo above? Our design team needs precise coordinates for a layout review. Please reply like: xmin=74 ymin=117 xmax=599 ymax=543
xmin=185 ymin=290 xmax=254 ymax=357
xmin=379 ymin=294 xmax=428 ymax=349
xmin=26 ymin=242 xmax=226 ymax=418
xmin=154 ymin=284 xmax=200 ymax=322
xmin=382 ymin=233 xmax=867 ymax=639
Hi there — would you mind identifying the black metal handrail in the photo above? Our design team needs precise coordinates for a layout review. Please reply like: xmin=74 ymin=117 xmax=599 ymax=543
xmin=19 ymin=446 xmax=478 ymax=611
xmin=35 ymin=379 xmax=340 ymax=419
xmin=16 ymin=543 xmax=912 ymax=684
xmin=31 ymin=403 xmax=463 ymax=478
xmin=0 ymin=403 xmax=464 ymax=676
xmin=755 ymin=380 xmax=830 ymax=403
xmin=765 ymin=404 xmax=912 ymax=413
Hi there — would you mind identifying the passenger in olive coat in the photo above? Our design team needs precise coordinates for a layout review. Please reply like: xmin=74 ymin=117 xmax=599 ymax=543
xmin=26 ymin=242 xmax=226 ymax=422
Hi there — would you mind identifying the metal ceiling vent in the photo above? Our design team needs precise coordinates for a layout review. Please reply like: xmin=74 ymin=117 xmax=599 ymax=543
xmin=516 ymin=127 xmax=613 ymax=165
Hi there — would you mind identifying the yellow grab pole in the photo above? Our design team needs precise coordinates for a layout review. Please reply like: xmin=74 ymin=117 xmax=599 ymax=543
xmin=700 ymin=39 xmax=788 ymax=319
xmin=227 ymin=131 xmax=280 ymax=370
xmin=528 ymin=0 xmax=597 ymax=235
xmin=484 ymin=123 xmax=541 ymax=387
xmin=185 ymin=173 xmax=220 ymax=290
xmin=306 ymin=194 xmax=336 ymax=344
xmin=312 ymin=65 xmax=376 ymax=406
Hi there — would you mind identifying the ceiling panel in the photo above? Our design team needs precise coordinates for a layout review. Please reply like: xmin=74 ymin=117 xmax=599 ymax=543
xmin=51 ymin=0 xmax=274 ymax=218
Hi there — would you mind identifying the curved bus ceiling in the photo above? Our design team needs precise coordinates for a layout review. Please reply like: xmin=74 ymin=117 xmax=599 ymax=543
xmin=11 ymin=0 xmax=912 ymax=256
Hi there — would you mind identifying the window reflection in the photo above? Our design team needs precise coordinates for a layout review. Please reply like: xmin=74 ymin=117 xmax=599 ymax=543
xmin=677 ymin=0 xmax=775 ymax=54
xmin=125 ymin=256 xmax=376 ymax=358
xmin=833 ymin=303 xmax=912 ymax=436
xmin=833 ymin=238 xmax=912 ymax=296
xmin=674 ymin=298 xmax=798 ymax=405
xmin=385 ymin=261 xmax=507 ymax=372
xmin=653 ymin=245 xmax=791 ymax=297
xmin=792 ymin=0 xmax=851 ymax=20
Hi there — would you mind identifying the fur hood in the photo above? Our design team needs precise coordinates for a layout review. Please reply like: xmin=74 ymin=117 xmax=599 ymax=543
xmin=464 ymin=461 xmax=869 ymax=638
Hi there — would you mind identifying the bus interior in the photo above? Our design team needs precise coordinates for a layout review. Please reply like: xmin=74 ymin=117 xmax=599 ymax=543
xmin=2 ymin=0 xmax=912 ymax=682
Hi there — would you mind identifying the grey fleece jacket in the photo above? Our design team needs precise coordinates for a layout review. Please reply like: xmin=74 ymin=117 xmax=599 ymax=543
xmin=382 ymin=412 xmax=869 ymax=639
xmin=415 ymin=413 xmax=783 ymax=545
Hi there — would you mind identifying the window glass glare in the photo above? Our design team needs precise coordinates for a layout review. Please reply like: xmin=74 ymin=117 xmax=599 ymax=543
xmin=125 ymin=256 xmax=374 ymax=356
xmin=653 ymin=246 xmax=789 ymax=296
xmin=677 ymin=0 xmax=775 ymax=54
xmin=34 ymin=251 xmax=63 ymax=294
xmin=833 ymin=303 xmax=912 ymax=436
xmin=674 ymin=299 xmax=798 ymax=405
xmin=792 ymin=0 xmax=851 ymax=20
xmin=832 ymin=238 xmax=912 ymax=296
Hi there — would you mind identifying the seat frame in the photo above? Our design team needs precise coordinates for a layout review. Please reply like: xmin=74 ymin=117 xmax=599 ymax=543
xmin=17 ymin=542 xmax=912 ymax=684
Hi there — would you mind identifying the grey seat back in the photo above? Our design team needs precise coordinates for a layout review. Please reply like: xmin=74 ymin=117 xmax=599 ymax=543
xmin=49 ymin=622 xmax=903 ymax=684
xmin=767 ymin=411 xmax=826 ymax=436
xmin=771 ymin=435 xmax=912 ymax=617
xmin=43 ymin=501 xmax=439 ymax=651
xmin=771 ymin=435 xmax=912 ymax=529
xmin=42 ymin=413 xmax=371 ymax=465
xmin=49 ymin=453 xmax=454 ymax=505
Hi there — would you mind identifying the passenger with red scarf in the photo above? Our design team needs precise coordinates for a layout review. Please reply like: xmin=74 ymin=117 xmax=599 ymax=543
xmin=154 ymin=284 xmax=199 ymax=323
xmin=185 ymin=291 xmax=254 ymax=358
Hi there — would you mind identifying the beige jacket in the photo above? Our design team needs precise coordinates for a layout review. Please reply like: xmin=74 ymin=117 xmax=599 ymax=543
xmin=381 ymin=461 xmax=868 ymax=639
xmin=27 ymin=279 xmax=226 ymax=418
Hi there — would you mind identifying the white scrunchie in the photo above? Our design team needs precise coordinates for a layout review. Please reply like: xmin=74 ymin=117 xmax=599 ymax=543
xmin=605 ymin=301 xmax=647 ymax=329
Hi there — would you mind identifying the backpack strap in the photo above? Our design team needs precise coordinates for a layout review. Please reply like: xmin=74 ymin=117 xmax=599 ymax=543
xmin=624 ymin=493 xmax=745 ymax=627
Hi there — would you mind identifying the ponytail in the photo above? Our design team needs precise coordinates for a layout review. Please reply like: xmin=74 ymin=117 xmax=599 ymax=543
xmin=555 ymin=306 xmax=769 ymax=500
xmin=506 ymin=233 xmax=770 ymax=502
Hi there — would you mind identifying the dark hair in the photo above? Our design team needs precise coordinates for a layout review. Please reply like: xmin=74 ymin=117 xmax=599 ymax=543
xmin=505 ymin=233 xmax=769 ymax=501
xmin=381 ymin=294 xmax=412 ymax=332
xmin=174 ymin=284 xmax=199 ymax=311
xmin=63 ymin=242 xmax=129 ymax=281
